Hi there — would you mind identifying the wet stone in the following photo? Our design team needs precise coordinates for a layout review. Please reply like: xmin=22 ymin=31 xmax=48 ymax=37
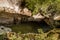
xmin=0 ymin=26 xmax=12 ymax=35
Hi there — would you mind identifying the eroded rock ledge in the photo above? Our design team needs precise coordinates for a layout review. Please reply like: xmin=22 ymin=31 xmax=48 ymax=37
xmin=0 ymin=0 xmax=60 ymax=25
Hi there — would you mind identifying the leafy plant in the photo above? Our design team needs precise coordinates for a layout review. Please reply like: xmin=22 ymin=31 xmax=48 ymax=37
xmin=25 ymin=0 xmax=46 ymax=15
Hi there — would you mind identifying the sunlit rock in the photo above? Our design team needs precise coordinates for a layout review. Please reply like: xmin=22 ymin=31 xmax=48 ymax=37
xmin=33 ymin=13 xmax=44 ymax=19
xmin=0 ymin=0 xmax=32 ymax=16
xmin=32 ymin=13 xmax=45 ymax=21
xmin=54 ymin=15 xmax=60 ymax=20
xmin=23 ymin=8 xmax=32 ymax=16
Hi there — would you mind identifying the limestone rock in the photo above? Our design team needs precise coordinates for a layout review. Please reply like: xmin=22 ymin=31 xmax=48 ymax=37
xmin=0 ymin=0 xmax=32 ymax=16
xmin=33 ymin=13 xmax=44 ymax=21
xmin=23 ymin=8 xmax=32 ymax=16
xmin=0 ymin=26 xmax=12 ymax=35
xmin=54 ymin=15 xmax=60 ymax=20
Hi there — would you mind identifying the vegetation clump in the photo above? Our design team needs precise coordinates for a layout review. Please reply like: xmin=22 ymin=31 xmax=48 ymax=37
xmin=24 ymin=0 xmax=60 ymax=15
xmin=0 ymin=28 xmax=60 ymax=40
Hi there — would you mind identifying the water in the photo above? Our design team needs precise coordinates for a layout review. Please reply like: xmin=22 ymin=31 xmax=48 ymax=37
xmin=7 ymin=21 xmax=52 ymax=33
xmin=8 ymin=21 xmax=39 ymax=33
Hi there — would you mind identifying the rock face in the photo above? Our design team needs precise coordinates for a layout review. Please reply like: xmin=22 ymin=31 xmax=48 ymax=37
xmin=0 ymin=0 xmax=32 ymax=16
xmin=0 ymin=17 xmax=13 ymax=24
xmin=0 ymin=0 xmax=44 ymax=23
xmin=0 ymin=0 xmax=19 ymax=11
xmin=0 ymin=0 xmax=32 ymax=24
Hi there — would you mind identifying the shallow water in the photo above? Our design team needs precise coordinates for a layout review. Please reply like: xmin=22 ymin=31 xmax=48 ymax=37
xmin=8 ymin=22 xmax=39 ymax=33
xmin=7 ymin=21 xmax=51 ymax=33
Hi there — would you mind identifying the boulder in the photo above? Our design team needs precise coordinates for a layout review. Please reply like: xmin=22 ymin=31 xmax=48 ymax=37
xmin=0 ymin=26 xmax=12 ymax=35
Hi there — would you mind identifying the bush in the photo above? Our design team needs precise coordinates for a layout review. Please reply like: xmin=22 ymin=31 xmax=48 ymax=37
xmin=22 ymin=0 xmax=60 ymax=16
